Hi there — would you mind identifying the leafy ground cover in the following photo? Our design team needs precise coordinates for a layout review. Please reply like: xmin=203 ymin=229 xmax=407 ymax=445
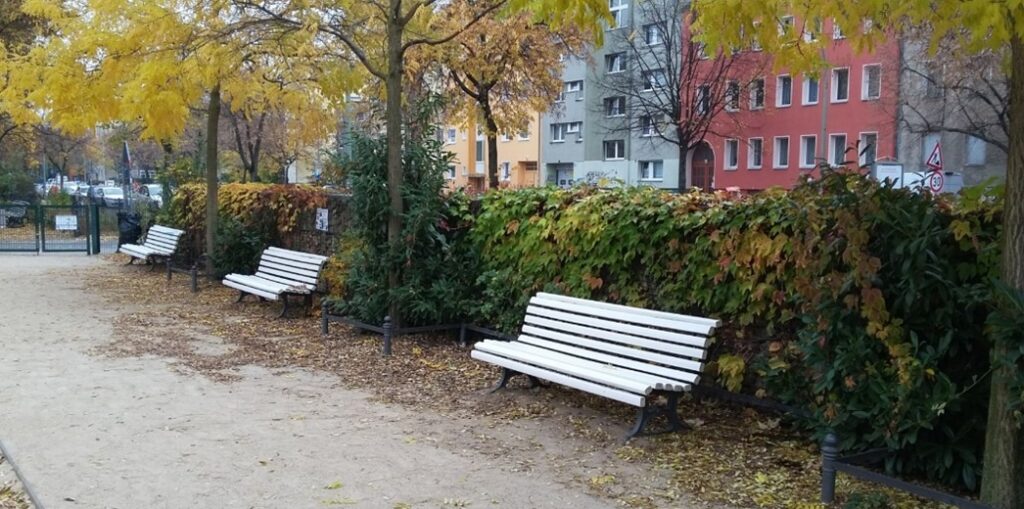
xmin=89 ymin=255 xmax=956 ymax=509
xmin=0 ymin=455 xmax=29 ymax=509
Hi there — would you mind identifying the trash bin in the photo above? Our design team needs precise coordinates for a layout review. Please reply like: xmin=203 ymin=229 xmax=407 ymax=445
xmin=117 ymin=211 xmax=142 ymax=247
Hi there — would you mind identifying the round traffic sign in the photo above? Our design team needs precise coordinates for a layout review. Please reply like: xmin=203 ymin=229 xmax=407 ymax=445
xmin=928 ymin=171 xmax=944 ymax=193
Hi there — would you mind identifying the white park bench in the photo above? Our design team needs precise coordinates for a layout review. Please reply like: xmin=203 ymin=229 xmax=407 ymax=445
xmin=119 ymin=224 xmax=185 ymax=267
xmin=222 ymin=246 xmax=328 ymax=318
xmin=472 ymin=292 xmax=720 ymax=439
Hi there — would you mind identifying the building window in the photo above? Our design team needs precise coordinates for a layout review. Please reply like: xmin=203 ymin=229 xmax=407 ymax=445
xmin=606 ymin=52 xmax=626 ymax=73
xmin=833 ymin=19 xmax=845 ymax=39
xmin=517 ymin=128 xmax=530 ymax=140
xmin=605 ymin=96 xmax=626 ymax=117
xmin=831 ymin=68 xmax=849 ymax=102
xmin=566 ymin=80 xmax=583 ymax=100
xmin=644 ymin=23 xmax=664 ymax=45
xmin=859 ymin=132 xmax=877 ymax=166
xmin=501 ymin=162 xmax=511 ymax=181
xmin=774 ymin=137 xmax=790 ymax=168
xmin=567 ymin=121 xmax=582 ymax=142
xmin=748 ymin=138 xmax=764 ymax=169
xmin=829 ymin=134 xmax=848 ymax=166
xmin=642 ymin=69 xmax=667 ymax=90
xmin=551 ymin=123 xmax=566 ymax=143
xmin=777 ymin=75 xmax=792 ymax=107
xmin=923 ymin=132 xmax=941 ymax=165
xmin=925 ymin=69 xmax=944 ymax=98
xmin=966 ymin=135 xmax=987 ymax=165
xmin=609 ymin=0 xmax=628 ymax=29
xmin=500 ymin=132 xmax=512 ymax=142
xmin=725 ymin=81 xmax=740 ymax=112
xmin=862 ymin=64 xmax=881 ymax=100
xmin=446 ymin=128 xmax=457 ymax=144
xmin=750 ymin=78 xmax=766 ymax=109
xmin=725 ymin=139 xmax=739 ymax=170
xmin=446 ymin=165 xmax=456 ymax=180
xmin=475 ymin=139 xmax=484 ymax=162
xmin=696 ymin=42 xmax=709 ymax=60
xmin=804 ymin=17 xmax=822 ymax=41
xmin=800 ymin=135 xmax=817 ymax=169
xmin=604 ymin=140 xmax=625 ymax=160
xmin=751 ymin=21 xmax=763 ymax=51
xmin=779 ymin=15 xmax=794 ymax=35
xmin=639 ymin=160 xmax=664 ymax=180
xmin=696 ymin=85 xmax=711 ymax=115
xmin=640 ymin=115 xmax=656 ymax=137
xmin=803 ymin=77 xmax=819 ymax=105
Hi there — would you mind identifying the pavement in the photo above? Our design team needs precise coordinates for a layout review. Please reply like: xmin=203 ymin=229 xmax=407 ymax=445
xmin=0 ymin=255 xmax=616 ymax=509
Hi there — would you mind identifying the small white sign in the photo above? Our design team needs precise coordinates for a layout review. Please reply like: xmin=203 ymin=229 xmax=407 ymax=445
xmin=315 ymin=208 xmax=329 ymax=232
xmin=55 ymin=215 xmax=78 ymax=231
xmin=926 ymin=142 xmax=943 ymax=171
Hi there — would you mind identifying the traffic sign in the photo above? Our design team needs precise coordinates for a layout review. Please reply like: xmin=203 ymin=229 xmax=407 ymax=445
xmin=928 ymin=171 xmax=944 ymax=193
xmin=926 ymin=142 xmax=943 ymax=171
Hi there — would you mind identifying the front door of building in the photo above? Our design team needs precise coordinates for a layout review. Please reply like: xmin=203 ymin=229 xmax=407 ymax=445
xmin=690 ymin=143 xmax=715 ymax=192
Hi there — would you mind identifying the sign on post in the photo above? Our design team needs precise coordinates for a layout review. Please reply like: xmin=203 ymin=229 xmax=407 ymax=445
xmin=315 ymin=208 xmax=329 ymax=232
xmin=55 ymin=215 xmax=78 ymax=231
xmin=925 ymin=142 xmax=943 ymax=171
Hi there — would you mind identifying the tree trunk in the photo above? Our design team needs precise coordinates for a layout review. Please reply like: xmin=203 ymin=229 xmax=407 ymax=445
xmin=678 ymin=139 xmax=689 ymax=191
xmin=385 ymin=0 xmax=405 ymax=327
xmin=204 ymin=85 xmax=221 ymax=281
xmin=981 ymin=33 xmax=1024 ymax=509
xmin=161 ymin=141 xmax=173 ymax=206
xmin=481 ymin=99 xmax=499 ymax=189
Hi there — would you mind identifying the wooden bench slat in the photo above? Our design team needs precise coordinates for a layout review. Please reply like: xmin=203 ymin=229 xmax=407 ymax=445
xmin=249 ymin=270 xmax=316 ymax=293
xmin=524 ymin=313 xmax=708 ymax=360
xmin=222 ymin=278 xmax=280 ymax=301
xmin=262 ymin=253 xmax=325 ymax=273
xmin=517 ymin=335 xmax=701 ymax=384
xmin=532 ymin=295 xmax=717 ymax=337
xmin=493 ymin=341 xmax=691 ymax=391
xmin=536 ymin=292 xmax=721 ymax=329
xmin=224 ymin=274 xmax=293 ymax=293
xmin=258 ymin=259 xmax=321 ymax=281
xmin=471 ymin=350 xmax=647 ymax=407
xmin=149 ymin=225 xmax=185 ymax=237
xmin=476 ymin=341 xmax=654 ymax=395
xmin=254 ymin=266 xmax=318 ymax=287
xmin=265 ymin=246 xmax=328 ymax=264
xmin=526 ymin=304 xmax=711 ymax=349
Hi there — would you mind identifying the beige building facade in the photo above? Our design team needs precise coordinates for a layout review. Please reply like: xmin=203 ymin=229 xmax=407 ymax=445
xmin=441 ymin=114 xmax=541 ymax=194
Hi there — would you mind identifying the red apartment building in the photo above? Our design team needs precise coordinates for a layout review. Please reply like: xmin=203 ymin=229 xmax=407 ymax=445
xmin=692 ymin=19 xmax=900 ymax=191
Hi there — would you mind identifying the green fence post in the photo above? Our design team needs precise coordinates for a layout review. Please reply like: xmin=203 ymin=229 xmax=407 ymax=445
xmin=90 ymin=204 xmax=100 ymax=254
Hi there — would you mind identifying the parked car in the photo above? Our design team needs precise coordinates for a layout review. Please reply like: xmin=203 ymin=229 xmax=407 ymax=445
xmin=140 ymin=184 xmax=164 ymax=208
xmin=97 ymin=186 xmax=124 ymax=207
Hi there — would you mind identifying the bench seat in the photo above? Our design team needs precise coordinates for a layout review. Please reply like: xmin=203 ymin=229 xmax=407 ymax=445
xmin=119 ymin=225 xmax=185 ymax=263
xmin=223 ymin=246 xmax=328 ymax=317
xmin=472 ymin=292 xmax=720 ymax=439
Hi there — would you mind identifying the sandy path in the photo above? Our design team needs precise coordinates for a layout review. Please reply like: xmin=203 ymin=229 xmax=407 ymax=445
xmin=0 ymin=255 xmax=615 ymax=509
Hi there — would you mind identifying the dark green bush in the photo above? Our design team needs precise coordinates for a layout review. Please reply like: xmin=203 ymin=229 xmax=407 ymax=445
xmin=209 ymin=212 xmax=277 ymax=278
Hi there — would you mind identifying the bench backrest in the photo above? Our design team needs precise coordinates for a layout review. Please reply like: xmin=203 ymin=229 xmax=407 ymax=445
xmin=142 ymin=225 xmax=186 ymax=255
xmin=255 ymin=246 xmax=329 ymax=291
xmin=519 ymin=293 xmax=720 ymax=385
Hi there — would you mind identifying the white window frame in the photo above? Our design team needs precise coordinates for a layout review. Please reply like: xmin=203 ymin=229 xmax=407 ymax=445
xmin=724 ymin=139 xmax=739 ymax=170
xmin=748 ymin=137 xmax=764 ymax=169
xmin=551 ymin=123 xmax=566 ymax=143
xmin=500 ymin=132 xmax=512 ymax=142
xmin=605 ymin=96 xmax=626 ymax=117
xmin=803 ymin=17 xmax=822 ymax=42
xmin=642 ymin=69 xmax=667 ymax=91
xmin=861 ymin=64 xmax=881 ymax=100
xmin=776 ymin=74 xmax=793 ymax=107
xmin=517 ymin=129 xmax=530 ymax=140
xmin=609 ymin=0 xmax=628 ymax=29
xmin=858 ymin=132 xmax=878 ymax=166
xmin=832 ymin=19 xmax=845 ymax=40
xmin=446 ymin=165 xmax=456 ymax=180
xmin=446 ymin=128 xmax=457 ymax=144
xmin=803 ymin=76 xmax=820 ymax=105
xmin=644 ymin=23 xmax=663 ymax=45
xmin=566 ymin=121 xmax=581 ymax=133
xmin=966 ymin=135 xmax=987 ymax=165
xmin=778 ymin=15 xmax=794 ymax=35
xmin=828 ymin=133 xmax=848 ymax=166
xmin=566 ymin=80 xmax=583 ymax=101
xmin=640 ymin=115 xmax=656 ymax=137
xmin=639 ymin=160 xmax=664 ymax=181
xmin=606 ymin=52 xmax=626 ymax=73
xmin=725 ymin=80 xmax=740 ymax=112
xmin=604 ymin=139 xmax=625 ymax=160
xmin=773 ymin=136 xmax=790 ymax=169
xmin=501 ymin=162 xmax=512 ymax=181
xmin=750 ymin=78 xmax=766 ymax=110
xmin=831 ymin=67 xmax=850 ymax=103
xmin=800 ymin=135 xmax=817 ymax=169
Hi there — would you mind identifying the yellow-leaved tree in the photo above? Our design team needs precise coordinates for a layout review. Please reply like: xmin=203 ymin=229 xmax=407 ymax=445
xmin=694 ymin=1 xmax=1023 ymax=506
xmin=3 ymin=0 xmax=351 ymax=276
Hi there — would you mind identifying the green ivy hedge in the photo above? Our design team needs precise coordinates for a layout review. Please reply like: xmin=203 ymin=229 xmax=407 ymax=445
xmin=465 ymin=171 xmax=1006 ymax=490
